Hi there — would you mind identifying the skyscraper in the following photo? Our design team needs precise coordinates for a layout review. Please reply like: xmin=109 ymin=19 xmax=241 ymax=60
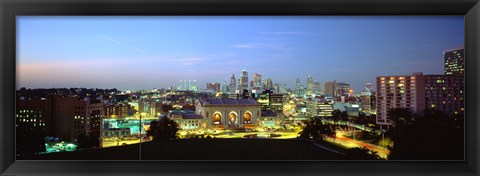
xmin=229 ymin=74 xmax=236 ymax=94
xmin=263 ymin=78 xmax=273 ymax=90
xmin=294 ymin=78 xmax=304 ymax=96
xmin=444 ymin=48 xmax=465 ymax=75
xmin=240 ymin=70 xmax=249 ymax=91
xmin=222 ymin=81 xmax=229 ymax=93
xmin=306 ymin=75 xmax=314 ymax=95
xmin=337 ymin=82 xmax=351 ymax=97
xmin=207 ymin=82 xmax=221 ymax=92
xmin=253 ymin=73 xmax=262 ymax=89
xmin=360 ymin=83 xmax=375 ymax=113
xmin=323 ymin=81 xmax=338 ymax=97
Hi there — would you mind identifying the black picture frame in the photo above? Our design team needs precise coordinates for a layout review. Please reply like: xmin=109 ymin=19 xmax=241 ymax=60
xmin=1 ymin=0 xmax=479 ymax=175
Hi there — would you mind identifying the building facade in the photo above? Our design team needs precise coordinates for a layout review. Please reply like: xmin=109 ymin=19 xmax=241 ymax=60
xmin=376 ymin=72 xmax=426 ymax=128
xmin=324 ymin=81 xmax=338 ymax=97
xmin=306 ymin=97 xmax=334 ymax=117
xmin=196 ymin=98 xmax=261 ymax=129
xmin=424 ymin=75 xmax=464 ymax=116
xmin=444 ymin=48 xmax=465 ymax=75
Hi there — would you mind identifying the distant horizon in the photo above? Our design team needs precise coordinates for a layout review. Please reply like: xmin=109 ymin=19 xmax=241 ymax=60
xmin=17 ymin=16 xmax=464 ymax=92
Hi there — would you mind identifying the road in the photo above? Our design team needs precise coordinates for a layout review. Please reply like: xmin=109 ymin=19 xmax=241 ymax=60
xmin=325 ymin=131 xmax=389 ymax=159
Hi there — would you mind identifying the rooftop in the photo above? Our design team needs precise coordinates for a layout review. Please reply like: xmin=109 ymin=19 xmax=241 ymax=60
xmin=199 ymin=98 xmax=259 ymax=106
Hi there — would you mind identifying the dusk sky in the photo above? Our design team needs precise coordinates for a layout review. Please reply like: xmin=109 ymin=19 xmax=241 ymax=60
xmin=17 ymin=16 xmax=464 ymax=92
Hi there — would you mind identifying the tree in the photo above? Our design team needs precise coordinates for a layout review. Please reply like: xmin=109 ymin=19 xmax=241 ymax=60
xmin=298 ymin=118 xmax=335 ymax=140
xmin=147 ymin=117 xmax=179 ymax=141
xmin=345 ymin=147 xmax=383 ymax=160
xmin=387 ymin=108 xmax=463 ymax=160
xmin=387 ymin=108 xmax=414 ymax=127
xmin=340 ymin=111 xmax=349 ymax=121
xmin=332 ymin=109 xmax=342 ymax=121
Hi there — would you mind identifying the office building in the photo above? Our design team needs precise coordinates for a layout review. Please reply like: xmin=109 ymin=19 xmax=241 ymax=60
xmin=376 ymin=72 xmax=426 ymax=128
xmin=424 ymin=75 xmax=464 ymax=116
xmin=229 ymin=74 xmax=236 ymax=94
xmin=306 ymin=97 xmax=334 ymax=117
xmin=240 ymin=70 xmax=249 ymax=91
xmin=444 ymin=48 xmax=465 ymax=75
xmin=324 ymin=81 xmax=338 ymax=97
xmin=206 ymin=82 xmax=221 ymax=92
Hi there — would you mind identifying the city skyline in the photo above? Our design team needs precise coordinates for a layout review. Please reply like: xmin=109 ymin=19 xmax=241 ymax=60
xmin=17 ymin=16 xmax=464 ymax=91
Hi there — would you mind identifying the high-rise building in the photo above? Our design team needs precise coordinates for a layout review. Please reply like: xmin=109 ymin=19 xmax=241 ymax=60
xmin=376 ymin=72 xmax=426 ymax=128
xmin=206 ymin=82 xmax=221 ymax=92
xmin=229 ymin=74 xmax=236 ymax=94
xmin=313 ymin=82 xmax=322 ymax=94
xmin=324 ymin=81 xmax=338 ymax=97
xmin=306 ymin=75 xmax=314 ymax=95
xmin=424 ymin=75 xmax=464 ymax=116
xmin=16 ymin=95 xmax=104 ymax=144
xmin=337 ymin=82 xmax=351 ymax=97
xmin=241 ymin=70 xmax=249 ymax=91
xmin=105 ymin=103 xmax=129 ymax=118
xmin=222 ymin=81 xmax=229 ymax=93
xmin=263 ymin=78 xmax=274 ymax=91
xmin=294 ymin=78 xmax=305 ymax=97
xmin=360 ymin=83 xmax=375 ymax=113
xmin=190 ymin=80 xmax=198 ymax=91
xmin=252 ymin=73 xmax=262 ymax=93
xmin=444 ymin=48 xmax=465 ymax=75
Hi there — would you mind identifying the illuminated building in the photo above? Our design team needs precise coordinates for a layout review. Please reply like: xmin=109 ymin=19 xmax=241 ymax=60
xmin=138 ymin=98 xmax=161 ymax=117
xmin=190 ymin=80 xmax=198 ymax=92
xmin=360 ymin=83 xmax=376 ymax=114
xmin=196 ymin=98 xmax=261 ymax=129
xmin=253 ymin=73 xmax=262 ymax=90
xmin=333 ymin=103 xmax=360 ymax=117
xmin=206 ymin=82 xmax=221 ymax=92
xmin=222 ymin=81 xmax=229 ymax=93
xmin=306 ymin=75 xmax=314 ymax=95
xmin=323 ymin=81 xmax=338 ymax=97
xmin=16 ymin=95 xmax=104 ymax=145
xmin=444 ymin=48 xmax=464 ymax=75
xmin=313 ymin=82 xmax=322 ymax=94
xmin=255 ymin=90 xmax=286 ymax=113
xmin=169 ymin=110 xmax=206 ymax=130
xmin=103 ymin=128 xmax=131 ymax=137
xmin=306 ymin=97 xmax=334 ymax=117
xmin=229 ymin=74 xmax=236 ymax=94
xmin=337 ymin=82 xmax=351 ymax=97
xmin=263 ymin=78 xmax=274 ymax=90
xmin=376 ymin=72 xmax=426 ymax=128
xmin=274 ymin=83 xmax=288 ymax=94
xmin=86 ymin=99 xmax=105 ymax=139
xmin=258 ymin=110 xmax=285 ymax=128
xmin=105 ymin=103 xmax=129 ymax=118
xmin=241 ymin=70 xmax=249 ymax=91
xmin=424 ymin=75 xmax=464 ymax=116
xmin=294 ymin=78 xmax=305 ymax=97
xmin=16 ymin=97 xmax=49 ymax=154
xmin=16 ymin=97 xmax=48 ymax=132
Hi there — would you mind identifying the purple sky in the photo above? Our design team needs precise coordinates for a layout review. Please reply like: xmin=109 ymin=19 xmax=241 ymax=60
xmin=17 ymin=16 xmax=464 ymax=92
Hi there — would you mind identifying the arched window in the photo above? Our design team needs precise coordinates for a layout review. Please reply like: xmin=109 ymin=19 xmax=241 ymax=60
xmin=228 ymin=112 xmax=237 ymax=125
xmin=212 ymin=112 xmax=221 ymax=125
xmin=244 ymin=111 xmax=252 ymax=124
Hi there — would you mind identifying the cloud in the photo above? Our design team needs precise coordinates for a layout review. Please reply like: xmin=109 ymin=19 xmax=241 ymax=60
xmin=258 ymin=31 xmax=305 ymax=35
xmin=97 ymin=34 xmax=148 ymax=54
xmin=232 ymin=44 xmax=258 ymax=49
xmin=231 ymin=42 xmax=295 ymax=51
